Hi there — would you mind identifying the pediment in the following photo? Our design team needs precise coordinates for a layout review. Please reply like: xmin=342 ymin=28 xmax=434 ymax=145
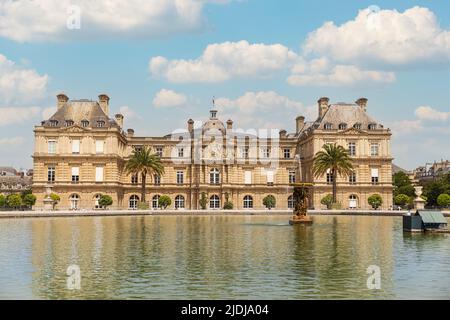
xmin=59 ymin=125 xmax=87 ymax=133
xmin=341 ymin=127 xmax=365 ymax=135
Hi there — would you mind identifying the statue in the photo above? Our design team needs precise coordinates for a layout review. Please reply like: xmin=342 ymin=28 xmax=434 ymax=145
xmin=289 ymin=154 xmax=313 ymax=225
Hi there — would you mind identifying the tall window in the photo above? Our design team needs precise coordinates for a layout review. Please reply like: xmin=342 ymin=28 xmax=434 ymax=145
xmin=70 ymin=194 xmax=80 ymax=210
xmin=175 ymin=195 xmax=185 ymax=209
xmin=262 ymin=148 xmax=270 ymax=158
xmin=71 ymin=167 xmax=79 ymax=183
xmin=283 ymin=149 xmax=291 ymax=159
xmin=371 ymin=168 xmax=379 ymax=185
xmin=289 ymin=170 xmax=296 ymax=184
xmin=370 ymin=143 xmax=379 ymax=156
xmin=241 ymin=147 xmax=249 ymax=158
xmin=94 ymin=194 xmax=103 ymax=209
xmin=72 ymin=139 xmax=80 ymax=154
xmin=95 ymin=166 xmax=104 ymax=182
xmin=154 ymin=175 xmax=161 ymax=186
xmin=152 ymin=195 xmax=160 ymax=209
xmin=129 ymin=195 xmax=139 ymax=209
xmin=95 ymin=140 xmax=104 ymax=154
xmin=326 ymin=169 xmax=333 ymax=184
xmin=348 ymin=142 xmax=356 ymax=156
xmin=131 ymin=174 xmax=138 ymax=184
xmin=47 ymin=166 xmax=55 ymax=183
xmin=243 ymin=195 xmax=253 ymax=209
xmin=156 ymin=147 xmax=163 ymax=157
xmin=288 ymin=195 xmax=294 ymax=209
xmin=210 ymin=195 xmax=220 ymax=209
xmin=349 ymin=172 xmax=356 ymax=185
xmin=176 ymin=171 xmax=184 ymax=184
xmin=178 ymin=147 xmax=184 ymax=158
xmin=210 ymin=168 xmax=220 ymax=184
xmin=48 ymin=140 xmax=56 ymax=154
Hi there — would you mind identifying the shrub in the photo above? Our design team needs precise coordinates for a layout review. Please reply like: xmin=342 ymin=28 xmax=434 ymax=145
xmin=158 ymin=195 xmax=171 ymax=209
xmin=50 ymin=193 xmax=60 ymax=209
xmin=368 ymin=194 xmax=383 ymax=209
xmin=199 ymin=192 xmax=207 ymax=210
xmin=0 ymin=194 xmax=5 ymax=207
xmin=137 ymin=201 xmax=149 ymax=210
xmin=223 ymin=201 xmax=233 ymax=210
xmin=320 ymin=194 xmax=333 ymax=209
xmin=437 ymin=193 xmax=450 ymax=207
xmin=394 ymin=194 xmax=410 ymax=207
xmin=263 ymin=195 xmax=276 ymax=209
xmin=23 ymin=194 xmax=37 ymax=207
xmin=99 ymin=194 xmax=113 ymax=208
xmin=6 ymin=194 xmax=23 ymax=208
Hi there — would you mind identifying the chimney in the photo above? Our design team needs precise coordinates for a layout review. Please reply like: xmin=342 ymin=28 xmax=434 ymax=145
xmin=187 ymin=119 xmax=194 ymax=132
xmin=296 ymin=116 xmax=305 ymax=133
xmin=127 ymin=128 xmax=134 ymax=137
xmin=318 ymin=97 xmax=329 ymax=118
xmin=115 ymin=114 xmax=124 ymax=128
xmin=57 ymin=93 xmax=69 ymax=110
xmin=279 ymin=129 xmax=287 ymax=138
xmin=98 ymin=94 xmax=110 ymax=115
xmin=226 ymin=119 xmax=233 ymax=130
xmin=355 ymin=98 xmax=368 ymax=112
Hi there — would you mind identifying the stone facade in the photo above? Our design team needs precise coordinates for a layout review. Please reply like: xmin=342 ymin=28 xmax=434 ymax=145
xmin=32 ymin=94 xmax=393 ymax=210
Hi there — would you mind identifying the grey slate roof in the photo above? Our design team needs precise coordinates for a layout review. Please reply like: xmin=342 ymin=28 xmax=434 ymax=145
xmin=41 ymin=100 xmax=119 ymax=128
xmin=316 ymin=103 xmax=383 ymax=130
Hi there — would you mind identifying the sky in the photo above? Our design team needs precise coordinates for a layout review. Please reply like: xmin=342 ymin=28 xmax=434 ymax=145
xmin=0 ymin=0 xmax=449 ymax=170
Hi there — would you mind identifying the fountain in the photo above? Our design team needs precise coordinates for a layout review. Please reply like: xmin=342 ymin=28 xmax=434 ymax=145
xmin=289 ymin=154 xmax=313 ymax=225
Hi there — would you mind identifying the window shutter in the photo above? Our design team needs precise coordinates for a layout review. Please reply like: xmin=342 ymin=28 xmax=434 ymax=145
xmin=95 ymin=167 xmax=104 ymax=181
xmin=371 ymin=168 xmax=379 ymax=177
xmin=72 ymin=140 xmax=80 ymax=153
xmin=244 ymin=171 xmax=252 ymax=184
xmin=71 ymin=167 xmax=79 ymax=176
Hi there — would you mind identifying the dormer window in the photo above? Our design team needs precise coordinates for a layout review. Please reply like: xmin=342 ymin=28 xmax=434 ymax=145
xmin=49 ymin=120 xmax=58 ymax=127
xmin=324 ymin=123 xmax=332 ymax=130
xmin=338 ymin=123 xmax=347 ymax=130
xmin=353 ymin=123 xmax=362 ymax=130
xmin=81 ymin=120 xmax=89 ymax=128
xmin=97 ymin=120 xmax=105 ymax=128
xmin=65 ymin=120 xmax=74 ymax=127
xmin=368 ymin=123 xmax=377 ymax=130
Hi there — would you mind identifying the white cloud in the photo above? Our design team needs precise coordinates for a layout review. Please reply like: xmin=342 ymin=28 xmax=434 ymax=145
xmin=153 ymin=89 xmax=187 ymax=108
xmin=0 ymin=54 xmax=48 ymax=104
xmin=0 ymin=136 xmax=25 ymax=146
xmin=118 ymin=106 xmax=139 ymax=119
xmin=288 ymin=60 xmax=395 ymax=86
xmin=303 ymin=6 xmax=450 ymax=65
xmin=149 ymin=40 xmax=299 ymax=83
xmin=415 ymin=106 xmax=450 ymax=121
xmin=0 ymin=0 xmax=230 ymax=42
xmin=389 ymin=119 xmax=423 ymax=136
xmin=0 ymin=106 xmax=41 ymax=126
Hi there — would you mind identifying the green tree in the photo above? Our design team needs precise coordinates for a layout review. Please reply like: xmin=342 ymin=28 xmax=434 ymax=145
xmin=422 ymin=180 xmax=446 ymax=206
xmin=50 ymin=193 xmax=60 ymax=210
xmin=313 ymin=143 xmax=354 ymax=203
xmin=368 ymin=194 xmax=383 ymax=209
xmin=0 ymin=194 xmax=5 ymax=207
xmin=99 ymin=194 xmax=113 ymax=208
xmin=23 ymin=194 xmax=37 ymax=207
xmin=263 ymin=195 xmax=276 ymax=209
xmin=6 ymin=194 xmax=23 ymax=208
xmin=320 ymin=194 xmax=333 ymax=209
xmin=199 ymin=192 xmax=207 ymax=210
xmin=158 ymin=195 xmax=171 ymax=209
xmin=394 ymin=194 xmax=410 ymax=207
xmin=124 ymin=146 xmax=164 ymax=203
xmin=437 ymin=193 xmax=450 ymax=207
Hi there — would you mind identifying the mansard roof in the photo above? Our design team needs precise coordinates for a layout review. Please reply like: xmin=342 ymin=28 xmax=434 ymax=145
xmin=41 ymin=100 xmax=119 ymax=129
xmin=317 ymin=103 xmax=383 ymax=129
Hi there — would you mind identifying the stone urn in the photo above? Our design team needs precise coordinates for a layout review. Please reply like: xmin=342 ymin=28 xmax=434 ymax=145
xmin=413 ymin=185 xmax=426 ymax=210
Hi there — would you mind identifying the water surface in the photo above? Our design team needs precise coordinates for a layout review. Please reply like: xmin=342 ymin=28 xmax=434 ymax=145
xmin=0 ymin=215 xmax=448 ymax=299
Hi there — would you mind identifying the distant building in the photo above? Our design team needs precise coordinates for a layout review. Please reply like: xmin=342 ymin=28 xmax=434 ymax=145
xmin=414 ymin=160 xmax=450 ymax=183
xmin=32 ymin=94 xmax=393 ymax=210
xmin=0 ymin=166 xmax=32 ymax=195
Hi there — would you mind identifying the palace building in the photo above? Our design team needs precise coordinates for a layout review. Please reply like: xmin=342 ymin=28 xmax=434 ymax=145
xmin=32 ymin=94 xmax=393 ymax=210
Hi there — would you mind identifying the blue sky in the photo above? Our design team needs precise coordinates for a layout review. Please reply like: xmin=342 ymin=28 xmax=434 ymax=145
xmin=0 ymin=0 xmax=449 ymax=170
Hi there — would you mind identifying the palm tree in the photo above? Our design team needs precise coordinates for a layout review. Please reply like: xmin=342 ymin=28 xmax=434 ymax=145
xmin=312 ymin=143 xmax=353 ymax=204
xmin=124 ymin=146 xmax=164 ymax=203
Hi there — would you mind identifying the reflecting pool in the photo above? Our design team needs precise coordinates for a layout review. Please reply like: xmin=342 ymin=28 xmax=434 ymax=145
xmin=0 ymin=215 xmax=448 ymax=299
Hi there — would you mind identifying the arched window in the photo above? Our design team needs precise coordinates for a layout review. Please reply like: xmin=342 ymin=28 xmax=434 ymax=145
xmin=338 ymin=123 xmax=347 ymax=130
xmin=70 ymin=194 xmax=80 ymax=210
xmin=65 ymin=120 xmax=74 ymax=127
xmin=81 ymin=120 xmax=89 ymax=127
xmin=368 ymin=123 xmax=377 ymax=130
xmin=175 ymin=195 xmax=185 ymax=209
xmin=288 ymin=195 xmax=294 ymax=209
xmin=210 ymin=195 xmax=220 ymax=209
xmin=353 ymin=123 xmax=362 ymax=130
xmin=210 ymin=168 xmax=220 ymax=184
xmin=324 ymin=123 xmax=332 ymax=130
xmin=94 ymin=194 xmax=103 ymax=209
xmin=129 ymin=195 xmax=139 ymax=210
xmin=152 ymin=195 xmax=160 ymax=209
xmin=97 ymin=120 xmax=105 ymax=128
xmin=243 ymin=195 xmax=253 ymax=209
xmin=49 ymin=120 xmax=58 ymax=127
